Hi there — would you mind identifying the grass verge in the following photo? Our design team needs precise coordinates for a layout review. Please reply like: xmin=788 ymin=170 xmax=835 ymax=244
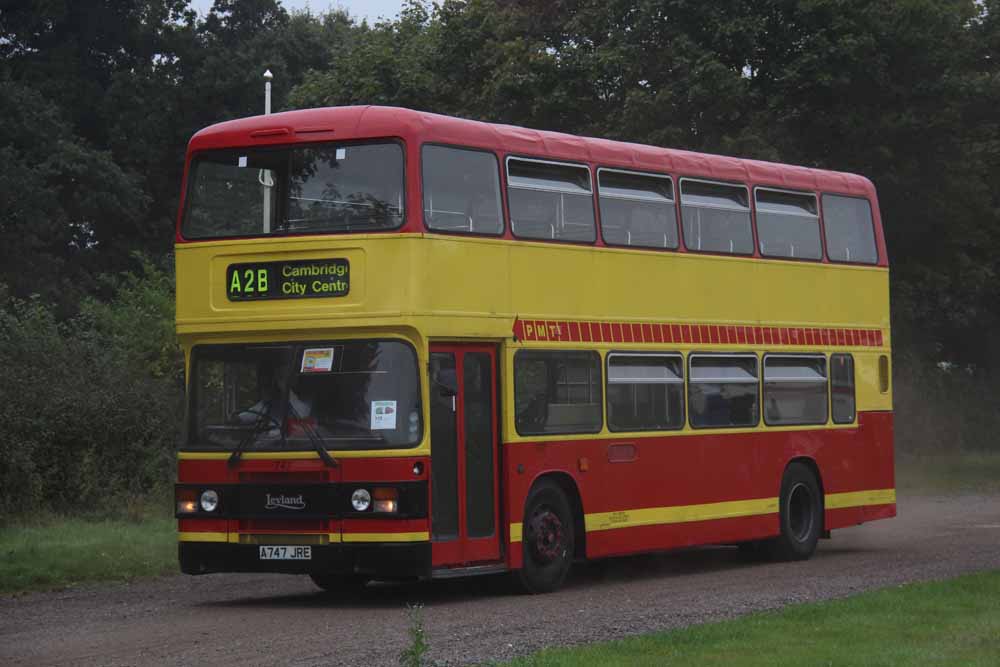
xmin=0 ymin=516 xmax=177 ymax=595
xmin=505 ymin=570 xmax=1000 ymax=666
xmin=896 ymin=452 xmax=1000 ymax=494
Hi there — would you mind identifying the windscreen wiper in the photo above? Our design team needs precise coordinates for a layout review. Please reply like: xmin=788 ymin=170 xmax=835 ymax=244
xmin=227 ymin=411 xmax=281 ymax=468
xmin=287 ymin=402 xmax=338 ymax=468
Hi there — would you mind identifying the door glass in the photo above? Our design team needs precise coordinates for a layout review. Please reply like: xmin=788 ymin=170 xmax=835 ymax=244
xmin=430 ymin=353 xmax=459 ymax=539
xmin=463 ymin=353 xmax=495 ymax=538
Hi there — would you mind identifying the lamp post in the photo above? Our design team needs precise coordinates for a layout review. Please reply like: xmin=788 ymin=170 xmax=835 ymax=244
xmin=263 ymin=69 xmax=273 ymax=115
xmin=261 ymin=69 xmax=274 ymax=232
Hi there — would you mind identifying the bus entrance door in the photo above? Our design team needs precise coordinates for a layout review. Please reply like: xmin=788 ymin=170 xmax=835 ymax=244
xmin=429 ymin=344 xmax=501 ymax=566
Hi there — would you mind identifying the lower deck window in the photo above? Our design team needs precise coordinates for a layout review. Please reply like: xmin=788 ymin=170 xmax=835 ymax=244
xmin=688 ymin=355 xmax=759 ymax=428
xmin=831 ymin=354 xmax=856 ymax=423
xmin=606 ymin=353 xmax=684 ymax=431
xmin=763 ymin=355 xmax=828 ymax=426
xmin=515 ymin=350 xmax=602 ymax=435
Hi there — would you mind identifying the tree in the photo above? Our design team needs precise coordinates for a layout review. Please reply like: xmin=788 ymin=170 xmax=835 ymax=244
xmin=0 ymin=81 xmax=147 ymax=311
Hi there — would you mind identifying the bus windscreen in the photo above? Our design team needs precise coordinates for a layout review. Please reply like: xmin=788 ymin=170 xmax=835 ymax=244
xmin=182 ymin=141 xmax=404 ymax=239
xmin=190 ymin=340 xmax=422 ymax=451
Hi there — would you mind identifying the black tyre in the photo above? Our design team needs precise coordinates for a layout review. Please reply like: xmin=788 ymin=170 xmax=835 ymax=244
xmin=517 ymin=480 xmax=575 ymax=594
xmin=309 ymin=573 xmax=369 ymax=593
xmin=766 ymin=462 xmax=822 ymax=561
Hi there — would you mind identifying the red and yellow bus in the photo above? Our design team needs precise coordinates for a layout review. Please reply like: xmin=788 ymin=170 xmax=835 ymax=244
xmin=174 ymin=106 xmax=893 ymax=592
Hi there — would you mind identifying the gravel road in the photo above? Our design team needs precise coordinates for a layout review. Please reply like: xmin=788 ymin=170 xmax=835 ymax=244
xmin=2 ymin=493 xmax=998 ymax=666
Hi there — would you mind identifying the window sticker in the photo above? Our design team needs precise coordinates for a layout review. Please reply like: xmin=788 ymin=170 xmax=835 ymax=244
xmin=301 ymin=348 xmax=335 ymax=373
xmin=370 ymin=400 xmax=397 ymax=430
xmin=238 ymin=155 xmax=248 ymax=168
xmin=335 ymin=148 xmax=346 ymax=160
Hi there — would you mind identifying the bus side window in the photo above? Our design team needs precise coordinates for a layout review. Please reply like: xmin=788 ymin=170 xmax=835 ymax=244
xmin=688 ymin=354 xmax=759 ymax=428
xmin=597 ymin=169 xmax=678 ymax=250
xmin=514 ymin=350 xmax=602 ymax=435
xmin=606 ymin=353 xmax=684 ymax=431
xmin=822 ymin=194 xmax=878 ymax=264
xmin=755 ymin=188 xmax=822 ymax=260
xmin=831 ymin=354 xmax=856 ymax=424
xmin=422 ymin=145 xmax=503 ymax=235
xmin=680 ymin=179 xmax=754 ymax=255
xmin=507 ymin=158 xmax=596 ymax=243
xmin=763 ymin=355 xmax=828 ymax=426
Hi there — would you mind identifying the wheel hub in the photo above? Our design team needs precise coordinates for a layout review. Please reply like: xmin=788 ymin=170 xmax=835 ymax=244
xmin=527 ymin=509 xmax=565 ymax=564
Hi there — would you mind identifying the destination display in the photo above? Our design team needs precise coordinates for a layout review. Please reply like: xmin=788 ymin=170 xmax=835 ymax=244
xmin=226 ymin=258 xmax=350 ymax=301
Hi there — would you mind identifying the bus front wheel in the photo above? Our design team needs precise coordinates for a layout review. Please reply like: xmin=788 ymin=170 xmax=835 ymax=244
xmin=767 ymin=462 xmax=822 ymax=561
xmin=517 ymin=480 xmax=575 ymax=593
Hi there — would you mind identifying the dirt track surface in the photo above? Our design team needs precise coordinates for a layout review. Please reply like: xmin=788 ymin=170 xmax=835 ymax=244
xmin=2 ymin=493 xmax=999 ymax=666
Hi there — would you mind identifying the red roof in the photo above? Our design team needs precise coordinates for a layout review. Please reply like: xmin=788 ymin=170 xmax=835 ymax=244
xmin=183 ymin=105 xmax=885 ymax=265
xmin=189 ymin=105 xmax=876 ymax=197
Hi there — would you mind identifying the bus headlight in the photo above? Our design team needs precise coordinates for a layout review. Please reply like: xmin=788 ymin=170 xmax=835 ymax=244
xmin=351 ymin=488 xmax=372 ymax=512
xmin=199 ymin=489 xmax=220 ymax=513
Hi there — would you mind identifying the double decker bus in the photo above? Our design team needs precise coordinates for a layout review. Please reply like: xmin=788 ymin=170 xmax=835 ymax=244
xmin=175 ymin=106 xmax=894 ymax=593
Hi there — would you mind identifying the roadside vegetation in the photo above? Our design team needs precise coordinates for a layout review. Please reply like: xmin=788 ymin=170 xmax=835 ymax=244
xmin=0 ymin=260 xmax=182 ymax=520
xmin=506 ymin=570 xmax=1000 ymax=666
xmin=0 ymin=513 xmax=176 ymax=595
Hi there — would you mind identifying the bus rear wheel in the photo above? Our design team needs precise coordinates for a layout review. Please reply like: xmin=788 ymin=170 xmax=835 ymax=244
xmin=517 ymin=480 xmax=575 ymax=594
xmin=766 ymin=462 xmax=822 ymax=561
xmin=309 ymin=573 xmax=369 ymax=593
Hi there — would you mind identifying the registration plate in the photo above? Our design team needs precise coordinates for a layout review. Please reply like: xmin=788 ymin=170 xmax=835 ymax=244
xmin=259 ymin=545 xmax=312 ymax=560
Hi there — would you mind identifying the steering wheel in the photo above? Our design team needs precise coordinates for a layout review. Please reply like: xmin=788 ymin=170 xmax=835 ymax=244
xmin=231 ymin=408 xmax=282 ymax=429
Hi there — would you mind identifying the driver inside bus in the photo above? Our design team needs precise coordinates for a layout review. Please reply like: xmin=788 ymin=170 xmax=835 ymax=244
xmin=234 ymin=365 xmax=310 ymax=427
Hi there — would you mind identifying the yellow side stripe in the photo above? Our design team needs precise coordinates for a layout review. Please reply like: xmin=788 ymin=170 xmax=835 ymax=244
xmin=585 ymin=497 xmax=779 ymax=534
xmin=508 ymin=488 xmax=896 ymax=543
xmin=825 ymin=488 xmax=896 ymax=509
xmin=178 ymin=531 xmax=228 ymax=543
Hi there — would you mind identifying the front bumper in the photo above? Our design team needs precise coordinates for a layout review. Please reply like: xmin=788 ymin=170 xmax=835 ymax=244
xmin=179 ymin=541 xmax=431 ymax=579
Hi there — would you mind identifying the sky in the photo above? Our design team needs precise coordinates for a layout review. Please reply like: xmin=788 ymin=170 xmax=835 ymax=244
xmin=188 ymin=0 xmax=405 ymax=24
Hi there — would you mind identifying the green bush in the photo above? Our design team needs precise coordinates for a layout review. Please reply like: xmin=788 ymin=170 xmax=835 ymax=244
xmin=0 ymin=259 xmax=183 ymax=518
xmin=893 ymin=350 xmax=1000 ymax=454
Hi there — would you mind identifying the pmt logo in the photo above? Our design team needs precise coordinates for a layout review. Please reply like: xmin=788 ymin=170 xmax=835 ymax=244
xmin=264 ymin=493 xmax=306 ymax=511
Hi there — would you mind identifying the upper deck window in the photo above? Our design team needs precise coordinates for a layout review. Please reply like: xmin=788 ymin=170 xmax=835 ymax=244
xmin=680 ymin=179 xmax=753 ymax=255
xmin=182 ymin=141 xmax=404 ymax=239
xmin=755 ymin=188 xmax=822 ymax=260
xmin=422 ymin=145 xmax=503 ymax=235
xmin=598 ymin=169 xmax=678 ymax=249
xmin=507 ymin=158 xmax=596 ymax=243
xmin=822 ymin=194 xmax=878 ymax=264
